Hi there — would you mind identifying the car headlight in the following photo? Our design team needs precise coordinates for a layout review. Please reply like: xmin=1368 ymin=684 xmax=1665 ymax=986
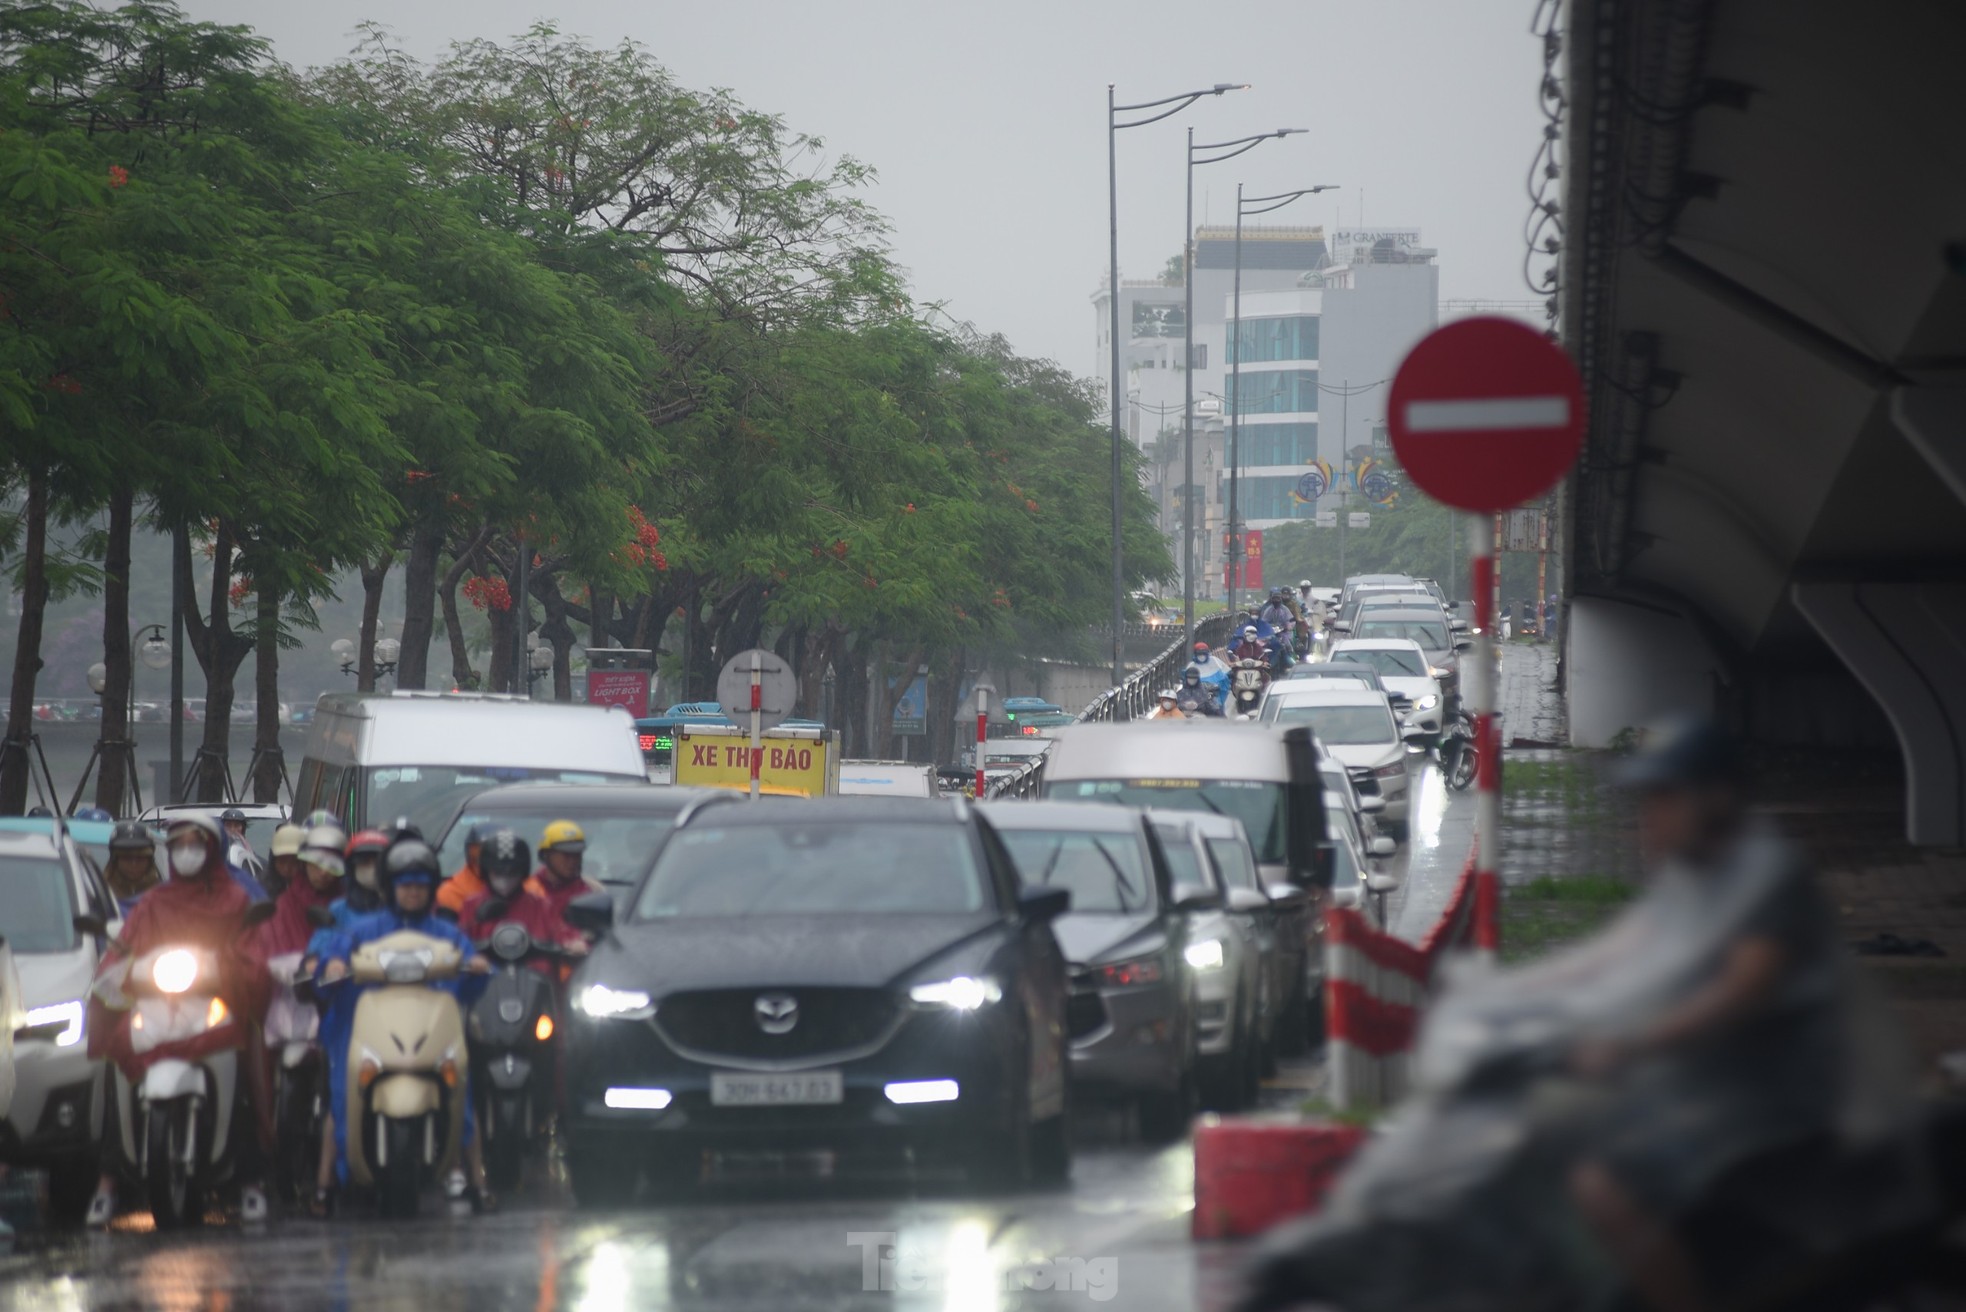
xmin=1427 ymin=665 xmax=1449 ymax=679
xmin=908 ymin=976 xmax=1001 ymax=1010
xmin=153 ymin=949 xmax=199 ymax=995
xmin=1374 ymin=761 xmax=1407 ymax=779
xmin=1415 ymin=694 xmax=1439 ymax=711
xmin=21 ymin=999 xmax=84 ymax=1047
xmin=575 ymin=983 xmax=653 ymax=1020
xmin=1183 ymin=939 xmax=1226 ymax=971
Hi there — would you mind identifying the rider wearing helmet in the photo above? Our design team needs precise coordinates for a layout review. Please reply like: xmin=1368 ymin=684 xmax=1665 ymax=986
xmin=459 ymin=830 xmax=587 ymax=967
xmin=1176 ymin=666 xmax=1224 ymax=717
xmin=437 ymin=825 xmax=490 ymax=918
xmin=316 ymin=838 xmax=492 ymax=1211
xmin=525 ymin=821 xmax=603 ymax=930
xmin=1148 ymin=688 xmax=1187 ymax=720
xmin=86 ymin=814 xmax=274 ymax=1227
xmin=268 ymin=823 xmax=308 ymax=900
xmin=103 ymin=819 xmax=163 ymax=913
xmin=1231 ymin=624 xmax=1268 ymax=663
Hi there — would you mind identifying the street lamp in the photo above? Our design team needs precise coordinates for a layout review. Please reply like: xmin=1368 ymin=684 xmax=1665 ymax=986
xmin=1182 ymin=128 xmax=1305 ymax=645
xmin=332 ymin=637 xmax=400 ymax=683
xmin=1226 ymin=184 xmax=1337 ymax=612
xmin=1108 ymin=81 xmax=1247 ymax=686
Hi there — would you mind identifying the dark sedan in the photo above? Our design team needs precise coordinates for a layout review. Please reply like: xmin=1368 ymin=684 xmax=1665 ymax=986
xmin=560 ymin=798 xmax=1073 ymax=1202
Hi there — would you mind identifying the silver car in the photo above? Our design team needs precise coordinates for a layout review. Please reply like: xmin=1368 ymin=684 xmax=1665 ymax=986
xmin=981 ymin=801 xmax=1210 ymax=1143
xmin=1 ymin=827 xmax=121 ymax=1219
xmin=1145 ymin=810 xmax=1290 ymax=1111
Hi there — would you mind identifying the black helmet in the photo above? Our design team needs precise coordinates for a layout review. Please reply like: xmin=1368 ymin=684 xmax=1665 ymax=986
xmin=480 ymin=828 xmax=531 ymax=885
xmin=221 ymin=807 xmax=246 ymax=823
xmin=109 ymin=820 xmax=153 ymax=853
xmin=387 ymin=815 xmax=425 ymax=843
xmin=382 ymin=838 xmax=441 ymax=892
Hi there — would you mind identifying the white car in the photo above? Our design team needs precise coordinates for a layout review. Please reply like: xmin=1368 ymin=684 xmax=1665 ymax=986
xmin=1256 ymin=686 xmax=1416 ymax=835
xmin=1326 ymin=638 xmax=1447 ymax=739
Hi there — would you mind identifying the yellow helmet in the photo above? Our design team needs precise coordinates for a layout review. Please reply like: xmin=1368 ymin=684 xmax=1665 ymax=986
xmin=539 ymin=819 xmax=587 ymax=854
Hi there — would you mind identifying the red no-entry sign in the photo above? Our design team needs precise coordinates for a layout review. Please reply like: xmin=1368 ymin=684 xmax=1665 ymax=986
xmin=1386 ymin=317 xmax=1584 ymax=513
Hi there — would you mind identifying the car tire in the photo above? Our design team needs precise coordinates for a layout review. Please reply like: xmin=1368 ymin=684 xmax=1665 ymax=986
xmin=568 ymin=1137 xmax=640 ymax=1209
xmin=46 ymin=1152 xmax=99 ymax=1224
xmin=1137 ymin=1069 xmax=1196 ymax=1144
xmin=1275 ymin=980 xmax=1311 ymax=1057
xmin=1029 ymin=1046 xmax=1072 ymax=1189
xmin=966 ymin=1086 xmax=1033 ymax=1193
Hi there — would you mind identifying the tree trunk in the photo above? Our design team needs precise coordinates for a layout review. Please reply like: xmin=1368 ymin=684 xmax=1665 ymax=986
xmin=357 ymin=551 xmax=391 ymax=693
xmin=252 ymin=582 xmax=283 ymax=803
xmin=394 ymin=514 xmax=444 ymax=691
xmin=186 ymin=521 xmax=253 ymax=803
xmin=94 ymin=484 xmax=134 ymax=814
xmin=0 ymin=468 xmax=50 ymax=814
xmin=440 ymin=561 xmax=476 ymax=690
xmin=588 ymin=591 xmax=611 ymax=651
xmin=873 ymin=646 xmax=927 ymax=760
xmin=835 ymin=640 xmax=869 ymax=757
xmin=543 ymin=607 xmax=576 ymax=703
xmin=927 ymin=648 xmax=964 ymax=769
xmin=485 ymin=587 xmax=515 ymax=694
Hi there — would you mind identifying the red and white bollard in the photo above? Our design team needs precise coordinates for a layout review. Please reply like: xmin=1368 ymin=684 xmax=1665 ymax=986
xmin=747 ymin=651 xmax=763 ymax=800
xmin=1466 ymin=513 xmax=1501 ymax=959
xmin=974 ymin=687 xmax=988 ymax=799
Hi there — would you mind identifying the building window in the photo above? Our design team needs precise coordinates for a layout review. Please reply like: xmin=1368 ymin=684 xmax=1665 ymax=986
xmin=1227 ymin=369 xmax=1319 ymax=415
xmin=1188 ymin=343 xmax=1208 ymax=371
xmin=1244 ymin=474 xmax=1325 ymax=521
xmin=1229 ymin=422 xmax=1318 ymax=468
xmin=1229 ymin=315 xmax=1319 ymax=364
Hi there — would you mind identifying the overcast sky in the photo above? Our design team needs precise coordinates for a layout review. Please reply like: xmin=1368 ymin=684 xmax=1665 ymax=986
xmin=179 ymin=0 xmax=1545 ymax=376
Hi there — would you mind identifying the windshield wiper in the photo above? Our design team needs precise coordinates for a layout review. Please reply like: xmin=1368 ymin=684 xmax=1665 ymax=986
xmin=1094 ymin=840 xmax=1145 ymax=911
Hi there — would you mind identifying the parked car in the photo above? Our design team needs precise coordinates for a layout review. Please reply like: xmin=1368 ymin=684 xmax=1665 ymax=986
xmin=1256 ymin=686 xmax=1419 ymax=838
xmin=561 ymin=798 xmax=1073 ymax=1201
xmin=1143 ymin=809 xmax=1273 ymax=1111
xmin=434 ymin=782 xmax=730 ymax=895
xmin=0 ymin=825 xmax=123 ymax=1220
xmin=1317 ymin=759 xmax=1399 ymax=923
xmin=981 ymin=800 xmax=1207 ymax=1139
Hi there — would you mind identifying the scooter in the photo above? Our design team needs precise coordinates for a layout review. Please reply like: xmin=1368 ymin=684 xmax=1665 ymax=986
xmin=1437 ymin=711 xmax=1478 ymax=792
xmin=107 ymin=945 xmax=248 ymax=1227
xmin=263 ymin=952 xmax=324 ymax=1204
xmin=343 ymin=930 xmax=468 ymax=1218
xmin=1229 ymin=658 xmax=1271 ymax=718
xmin=467 ymin=920 xmax=571 ymax=1193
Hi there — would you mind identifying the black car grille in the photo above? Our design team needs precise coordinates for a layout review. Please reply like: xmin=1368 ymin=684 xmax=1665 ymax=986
xmin=1066 ymin=968 xmax=1108 ymax=1039
xmin=655 ymin=988 xmax=899 ymax=1062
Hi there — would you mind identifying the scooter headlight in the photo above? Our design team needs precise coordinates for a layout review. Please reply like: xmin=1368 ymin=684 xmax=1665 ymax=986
xmin=153 ymin=949 xmax=199 ymax=995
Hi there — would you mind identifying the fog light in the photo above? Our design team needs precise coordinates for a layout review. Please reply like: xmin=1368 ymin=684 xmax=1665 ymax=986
xmin=883 ymin=1079 xmax=959 ymax=1105
xmin=603 ymin=1086 xmax=671 ymax=1111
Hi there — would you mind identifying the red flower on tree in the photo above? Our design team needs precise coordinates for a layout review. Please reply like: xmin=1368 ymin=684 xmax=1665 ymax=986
xmin=43 ymin=374 xmax=81 ymax=395
xmin=462 ymin=576 xmax=512 ymax=612
xmin=832 ymin=540 xmax=849 ymax=559
xmin=227 ymin=577 xmax=255 ymax=609
xmin=107 ymin=165 xmax=129 ymax=188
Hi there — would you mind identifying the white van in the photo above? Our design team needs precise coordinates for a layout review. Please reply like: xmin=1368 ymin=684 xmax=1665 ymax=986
xmin=293 ymin=691 xmax=648 ymax=835
xmin=836 ymin=761 xmax=936 ymax=797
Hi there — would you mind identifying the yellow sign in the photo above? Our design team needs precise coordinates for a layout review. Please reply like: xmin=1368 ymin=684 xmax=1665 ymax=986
xmin=673 ymin=728 xmax=835 ymax=797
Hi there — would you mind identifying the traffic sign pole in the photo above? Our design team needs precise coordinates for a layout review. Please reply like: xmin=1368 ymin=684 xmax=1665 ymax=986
xmin=974 ymin=688 xmax=988 ymax=799
xmin=748 ymin=651 xmax=763 ymax=801
xmin=1468 ymin=513 xmax=1501 ymax=959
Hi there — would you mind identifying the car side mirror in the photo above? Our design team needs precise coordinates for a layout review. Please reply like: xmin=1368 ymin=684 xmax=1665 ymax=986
xmin=1368 ymin=835 xmax=1398 ymax=858
xmin=1224 ymin=887 xmax=1271 ymax=914
xmin=1333 ymin=620 xmax=1351 ymax=633
xmin=1331 ymin=885 xmax=1363 ymax=909
xmin=1449 ymin=618 xmax=1469 ymax=631
xmin=1359 ymin=793 xmax=1386 ymax=815
xmin=1454 ymin=638 xmax=1473 ymax=651
xmin=242 ymin=900 xmax=277 ymax=928
xmin=1263 ymin=883 xmax=1310 ymax=908
xmin=1365 ymin=871 xmax=1400 ymax=893
xmin=1171 ymin=883 xmax=1222 ymax=912
xmin=306 ymin=905 xmax=336 ymax=929
xmin=564 ymin=890 xmax=615 ymax=935
xmin=1018 ymin=887 xmax=1071 ymax=922
xmin=73 ymin=913 xmax=107 ymax=939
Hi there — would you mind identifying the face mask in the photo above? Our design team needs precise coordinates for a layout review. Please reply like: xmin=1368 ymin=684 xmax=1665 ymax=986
xmin=170 ymin=845 xmax=207 ymax=877
xmin=489 ymin=872 xmax=522 ymax=898
xmin=352 ymin=859 xmax=379 ymax=891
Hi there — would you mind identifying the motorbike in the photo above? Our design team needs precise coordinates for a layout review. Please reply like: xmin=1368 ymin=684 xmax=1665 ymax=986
xmin=1437 ymin=711 xmax=1478 ymax=791
xmin=342 ymin=930 xmax=468 ymax=1218
xmin=106 ymin=945 xmax=249 ymax=1227
xmin=1229 ymin=658 xmax=1271 ymax=718
xmin=467 ymin=919 xmax=572 ymax=1193
xmin=263 ymin=951 xmax=325 ymax=1204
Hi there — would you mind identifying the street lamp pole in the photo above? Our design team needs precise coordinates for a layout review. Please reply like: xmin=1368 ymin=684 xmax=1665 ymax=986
xmin=1108 ymin=82 xmax=1246 ymax=686
xmin=1226 ymin=183 xmax=1335 ymax=614
xmin=1183 ymin=128 xmax=1305 ymax=646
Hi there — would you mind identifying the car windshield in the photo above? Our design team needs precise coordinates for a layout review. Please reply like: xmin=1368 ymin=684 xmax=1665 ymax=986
xmin=1205 ymin=837 xmax=1261 ymax=891
xmin=1294 ymin=669 xmax=1374 ymax=688
xmin=1336 ymin=648 xmax=1427 ymax=677
xmin=635 ymin=822 xmax=987 ymax=918
xmin=438 ymin=809 xmax=678 ymax=889
xmin=999 ymin=829 xmax=1155 ymax=913
xmin=1353 ymin=619 xmax=1449 ymax=649
xmin=1150 ymin=825 xmax=1209 ymax=890
xmin=367 ymin=767 xmax=632 ymax=842
xmin=1271 ymin=704 xmax=1396 ymax=745
xmin=1048 ymin=779 xmax=1288 ymax=865
xmin=0 ymin=855 xmax=78 ymax=953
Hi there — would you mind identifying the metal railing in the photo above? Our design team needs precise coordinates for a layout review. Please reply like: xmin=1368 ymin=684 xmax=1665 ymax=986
xmin=986 ymin=614 xmax=1233 ymax=800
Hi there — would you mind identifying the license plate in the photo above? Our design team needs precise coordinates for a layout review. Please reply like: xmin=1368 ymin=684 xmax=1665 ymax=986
xmin=710 ymin=1070 xmax=843 ymax=1107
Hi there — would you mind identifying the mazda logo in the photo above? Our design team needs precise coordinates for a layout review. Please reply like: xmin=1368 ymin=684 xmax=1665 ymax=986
xmin=754 ymin=992 xmax=799 ymax=1035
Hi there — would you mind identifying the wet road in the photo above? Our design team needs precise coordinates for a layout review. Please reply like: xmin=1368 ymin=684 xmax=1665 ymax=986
xmin=0 ymin=764 xmax=1476 ymax=1312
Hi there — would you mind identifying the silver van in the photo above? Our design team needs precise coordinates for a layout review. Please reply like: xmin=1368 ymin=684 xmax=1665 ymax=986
xmin=1039 ymin=721 xmax=1333 ymax=1050
xmin=293 ymin=691 xmax=648 ymax=836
